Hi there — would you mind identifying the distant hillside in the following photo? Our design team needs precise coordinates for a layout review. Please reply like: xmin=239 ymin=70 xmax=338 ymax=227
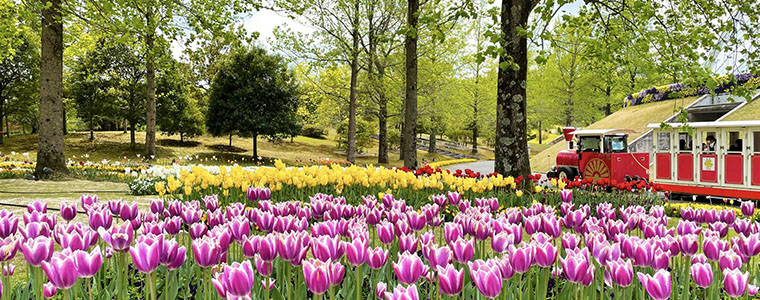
xmin=531 ymin=96 xmax=700 ymax=172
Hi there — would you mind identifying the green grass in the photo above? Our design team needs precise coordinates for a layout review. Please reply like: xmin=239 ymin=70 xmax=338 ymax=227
xmin=0 ymin=131 xmax=449 ymax=168
xmin=722 ymin=98 xmax=760 ymax=121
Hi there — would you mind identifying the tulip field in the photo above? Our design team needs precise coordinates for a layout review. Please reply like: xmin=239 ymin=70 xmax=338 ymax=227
xmin=2 ymin=163 xmax=760 ymax=300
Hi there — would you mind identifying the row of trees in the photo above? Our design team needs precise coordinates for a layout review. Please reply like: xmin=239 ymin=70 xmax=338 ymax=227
xmin=2 ymin=0 xmax=759 ymax=178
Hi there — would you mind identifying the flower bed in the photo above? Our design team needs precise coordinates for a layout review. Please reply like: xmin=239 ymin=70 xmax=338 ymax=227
xmin=624 ymin=73 xmax=760 ymax=107
xmin=3 ymin=188 xmax=760 ymax=300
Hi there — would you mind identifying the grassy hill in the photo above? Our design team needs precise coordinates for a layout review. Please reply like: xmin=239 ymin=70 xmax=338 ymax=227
xmin=722 ymin=98 xmax=760 ymax=121
xmin=531 ymin=96 xmax=700 ymax=172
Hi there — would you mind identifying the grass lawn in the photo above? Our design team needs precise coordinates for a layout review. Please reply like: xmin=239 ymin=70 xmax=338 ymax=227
xmin=0 ymin=131 xmax=451 ymax=167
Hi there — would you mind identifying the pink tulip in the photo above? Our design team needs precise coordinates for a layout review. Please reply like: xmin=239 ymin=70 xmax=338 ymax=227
xmin=211 ymin=260 xmax=255 ymax=298
xmin=59 ymin=203 xmax=77 ymax=221
xmin=451 ymin=237 xmax=475 ymax=263
xmin=724 ymin=268 xmax=749 ymax=297
xmin=74 ymin=246 xmax=103 ymax=278
xmin=509 ymin=243 xmax=535 ymax=274
xmin=42 ymin=249 xmax=78 ymax=289
xmin=303 ymin=259 xmax=331 ymax=294
xmin=690 ymin=262 xmax=713 ymax=288
xmin=468 ymin=259 xmax=502 ymax=298
xmin=437 ymin=264 xmax=464 ymax=296
xmin=637 ymin=270 xmax=672 ymax=300
xmin=21 ymin=236 xmax=54 ymax=266
xmin=129 ymin=234 xmax=163 ymax=273
xmin=392 ymin=252 xmax=427 ymax=285
xmin=98 ymin=222 xmax=133 ymax=252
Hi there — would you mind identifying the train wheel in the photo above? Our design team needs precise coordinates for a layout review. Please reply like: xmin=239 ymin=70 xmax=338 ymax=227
xmin=558 ymin=168 xmax=573 ymax=180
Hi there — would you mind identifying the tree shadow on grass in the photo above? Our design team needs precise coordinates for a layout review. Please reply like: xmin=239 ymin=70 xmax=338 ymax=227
xmin=205 ymin=144 xmax=247 ymax=153
xmin=158 ymin=139 xmax=201 ymax=148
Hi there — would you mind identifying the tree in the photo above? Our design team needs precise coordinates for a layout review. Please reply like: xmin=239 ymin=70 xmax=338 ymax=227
xmin=402 ymin=0 xmax=419 ymax=169
xmin=207 ymin=47 xmax=300 ymax=158
xmin=156 ymin=61 xmax=204 ymax=142
xmin=87 ymin=0 xmax=252 ymax=158
xmin=363 ymin=0 xmax=403 ymax=164
xmin=69 ymin=39 xmax=120 ymax=141
xmin=68 ymin=38 xmax=146 ymax=144
xmin=276 ymin=0 xmax=365 ymax=164
xmin=0 ymin=28 xmax=39 ymax=145
xmin=36 ymin=0 xmax=68 ymax=177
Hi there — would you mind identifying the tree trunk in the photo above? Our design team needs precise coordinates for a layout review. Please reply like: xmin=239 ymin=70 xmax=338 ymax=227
xmin=429 ymin=123 xmax=437 ymax=154
xmin=346 ymin=1 xmax=360 ymax=164
xmin=130 ymin=124 xmax=136 ymax=148
xmin=89 ymin=117 xmax=94 ymax=141
xmin=36 ymin=0 xmax=68 ymax=178
xmin=472 ymin=124 xmax=478 ymax=154
xmin=180 ymin=132 xmax=184 ymax=143
xmin=538 ymin=120 xmax=542 ymax=144
xmin=604 ymin=86 xmax=612 ymax=116
xmin=399 ymin=123 xmax=405 ymax=161
xmin=494 ymin=0 xmax=534 ymax=178
xmin=0 ymin=102 xmax=4 ymax=145
xmin=252 ymin=134 xmax=258 ymax=159
xmin=229 ymin=133 xmax=233 ymax=147
xmin=378 ymin=101 xmax=389 ymax=164
xmin=403 ymin=0 xmax=419 ymax=169
xmin=62 ymin=105 xmax=67 ymax=135
xmin=144 ymin=24 xmax=157 ymax=158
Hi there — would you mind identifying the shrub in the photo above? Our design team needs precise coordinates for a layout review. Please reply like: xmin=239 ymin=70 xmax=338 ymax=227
xmin=336 ymin=119 xmax=376 ymax=152
xmin=301 ymin=124 xmax=326 ymax=138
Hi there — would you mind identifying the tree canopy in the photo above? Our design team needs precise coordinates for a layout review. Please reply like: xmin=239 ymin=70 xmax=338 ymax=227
xmin=206 ymin=46 xmax=301 ymax=158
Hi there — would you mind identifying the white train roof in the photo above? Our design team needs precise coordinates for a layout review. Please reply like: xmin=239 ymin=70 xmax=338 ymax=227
xmin=647 ymin=120 xmax=760 ymax=129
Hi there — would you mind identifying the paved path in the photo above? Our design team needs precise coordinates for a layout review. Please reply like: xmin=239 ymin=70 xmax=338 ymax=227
xmin=444 ymin=160 xmax=494 ymax=174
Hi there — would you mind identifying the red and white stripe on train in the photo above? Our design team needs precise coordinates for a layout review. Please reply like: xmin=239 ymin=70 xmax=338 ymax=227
xmin=649 ymin=120 xmax=760 ymax=200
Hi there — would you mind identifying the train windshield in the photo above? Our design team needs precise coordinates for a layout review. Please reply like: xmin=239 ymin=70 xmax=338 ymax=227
xmin=603 ymin=135 xmax=628 ymax=153
xmin=579 ymin=136 xmax=601 ymax=152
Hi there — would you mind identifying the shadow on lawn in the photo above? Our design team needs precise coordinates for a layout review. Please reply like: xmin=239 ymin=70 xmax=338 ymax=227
xmin=158 ymin=139 xmax=202 ymax=148
xmin=205 ymin=144 xmax=247 ymax=153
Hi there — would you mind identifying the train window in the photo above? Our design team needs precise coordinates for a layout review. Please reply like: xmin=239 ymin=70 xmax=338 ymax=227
xmin=603 ymin=135 xmax=627 ymax=153
xmin=754 ymin=132 xmax=760 ymax=153
xmin=657 ymin=132 xmax=671 ymax=151
xmin=702 ymin=131 xmax=717 ymax=152
xmin=579 ymin=136 xmax=601 ymax=152
xmin=678 ymin=132 xmax=693 ymax=152
xmin=727 ymin=131 xmax=743 ymax=152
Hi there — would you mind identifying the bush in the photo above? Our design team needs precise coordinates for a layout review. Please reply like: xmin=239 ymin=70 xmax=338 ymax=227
xmin=336 ymin=119 xmax=376 ymax=152
xmin=301 ymin=124 xmax=326 ymax=138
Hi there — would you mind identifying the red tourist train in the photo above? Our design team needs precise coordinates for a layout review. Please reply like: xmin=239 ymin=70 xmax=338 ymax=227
xmin=548 ymin=128 xmax=650 ymax=184
xmin=548 ymin=122 xmax=760 ymax=200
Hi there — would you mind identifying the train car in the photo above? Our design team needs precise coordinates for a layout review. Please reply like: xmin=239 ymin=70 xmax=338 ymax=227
xmin=549 ymin=127 xmax=650 ymax=183
xmin=649 ymin=120 xmax=760 ymax=200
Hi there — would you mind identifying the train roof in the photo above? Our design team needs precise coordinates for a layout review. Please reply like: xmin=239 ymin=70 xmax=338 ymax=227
xmin=570 ymin=129 xmax=636 ymax=136
xmin=647 ymin=120 xmax=760 ymax=129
